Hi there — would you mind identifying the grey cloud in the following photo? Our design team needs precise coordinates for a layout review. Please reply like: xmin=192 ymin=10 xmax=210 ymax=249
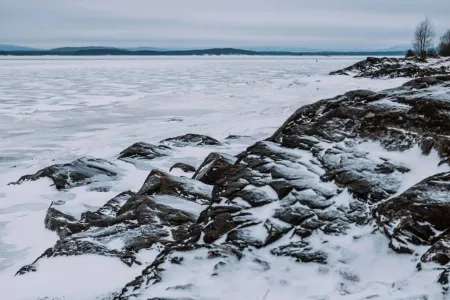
xmin=0 ymin=0 xmax=448 ymax=49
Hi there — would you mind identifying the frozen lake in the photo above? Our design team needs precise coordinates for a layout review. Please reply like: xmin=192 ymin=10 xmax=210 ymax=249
xmin=0 ymin=56 xmax=410 ymax=299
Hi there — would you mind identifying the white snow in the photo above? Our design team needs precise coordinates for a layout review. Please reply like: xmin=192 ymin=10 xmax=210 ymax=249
xmin=356 ymin=141 xmax=450 ymax=197
xmin=136 ymin=227 xmax=443 ymax=300
xmin=0 ymin=56 xmax=424 ymax=299
xmin=0 ymin=254 xmax=150 ymax=300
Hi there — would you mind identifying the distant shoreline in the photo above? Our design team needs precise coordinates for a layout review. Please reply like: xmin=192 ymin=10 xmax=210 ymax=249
xmin=0 ymin=47 xmax=405 ymax=57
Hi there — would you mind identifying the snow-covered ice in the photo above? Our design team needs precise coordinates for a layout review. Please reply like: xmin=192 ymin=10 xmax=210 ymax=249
xmin=0 ymin=56 xmax=420 ymax=299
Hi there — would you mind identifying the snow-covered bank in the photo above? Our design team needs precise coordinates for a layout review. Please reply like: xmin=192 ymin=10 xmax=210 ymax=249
xmin=1 ymin=56 xmax=429 ymax=300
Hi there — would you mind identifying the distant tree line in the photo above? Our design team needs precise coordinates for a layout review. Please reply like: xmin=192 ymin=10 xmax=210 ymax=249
xmin=406 ymin=17 xmax=450 ymax=58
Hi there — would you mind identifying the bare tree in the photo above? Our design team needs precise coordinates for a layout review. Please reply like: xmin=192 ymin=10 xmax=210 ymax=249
xmin=412 ymin=17 xmax=435 ymax=58
xmin=439 ymin=29 xmax=450 ymax=57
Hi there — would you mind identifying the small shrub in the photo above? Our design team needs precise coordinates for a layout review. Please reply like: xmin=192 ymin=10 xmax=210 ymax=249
xmin=440 ymin=43 xmax=450 ymax=57
xmin=439 ymin=29 xmax=450 ymax=57
xmin=426 ymin=48 xmax=439 ymax=58
xmin=405 ymin=49 xmax=415 ymax=57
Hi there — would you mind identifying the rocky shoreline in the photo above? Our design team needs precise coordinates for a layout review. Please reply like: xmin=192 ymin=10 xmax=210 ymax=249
xmin=9 ymin=59 xmax=450 ymax=299
xmin=330 ymin=56 xmax=450 ymax=78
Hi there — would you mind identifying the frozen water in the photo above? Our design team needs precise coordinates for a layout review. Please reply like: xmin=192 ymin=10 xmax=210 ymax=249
xmin=0 ymin=56 xmax=412 ymax=299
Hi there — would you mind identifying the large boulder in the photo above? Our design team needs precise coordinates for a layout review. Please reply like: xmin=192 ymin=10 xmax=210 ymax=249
xmin=11 ymin=157 xmax=119 ymax=190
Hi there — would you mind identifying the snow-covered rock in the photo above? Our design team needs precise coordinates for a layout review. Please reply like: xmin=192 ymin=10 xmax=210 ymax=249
xmin=11 ymin=157 xmax=120 ymax=190
xmin=160 ymin=134 xmax=221 ymax=147
xmin=330 ymin=57 xmax=450 ymax=78
xmin=11 ymin=75 xmax=450 ymax=300
xmin=118 ymin=142 xmax=172 ymax=165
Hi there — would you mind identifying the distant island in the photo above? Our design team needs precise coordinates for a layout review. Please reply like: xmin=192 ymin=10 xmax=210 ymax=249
xmin=0 ymin=46 xmax=405 ymax=56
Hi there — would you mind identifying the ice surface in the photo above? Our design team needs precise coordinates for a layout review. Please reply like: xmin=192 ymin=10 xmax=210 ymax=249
xmin=0 ymin=56 xmax=414 ymax=299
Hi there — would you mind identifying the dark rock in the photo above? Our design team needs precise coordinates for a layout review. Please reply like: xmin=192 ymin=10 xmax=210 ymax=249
xmin=253 ymin=258 xmax=270 ymax=271
xmin=226 ymin=227 xmax=264 ymax=248
xmin=321 ymin=219 xmax=351 ymax=235
xmin=118 ymin=142 xmax=171 ymax=162
xmin=294 ymin=227 xmax=313 ymax=238
xmin=269 ymin=180 xmax=294 ymax=199
xmin=235 ymin=185 xmax=278 ymax=207
xmin=171 ymin=224 xmax=202 ymax=243
xmin=11 ymin=157 xmax=119 ymax=190
xmin=118 ymin=170 xmax=211 ymax=215
xmin=273 ymin=207 xmax=315 ymax=226
xmin=197 ymin=205 xmax=242 ymax=223
xmin=280 ymin=135 xmax=320 ymax=150
xmin=120 ymin=196 xmax=197 ymax=226
xmin=202 ymin=209 xmax=260 ymax=245
xmin=88 ymin=186 xmax=111 ymax=192
xmin=421 ymin=232 xmax=450 ymax=265
xmin=225 ymin=135 xmax=251 ymax=140
xmin=438 ymin=268 xmax=449 ymax=285
xmin=17 ymin=238 xmax=140 ymax=276
xmin=300 ymin=217 xmax=326 ymax=230
xmin=45 ymin=206 xmax=87 ymax=238
xmin=206 ymin=245 xmax=243 ymax=260
xmin=167 ymin=117 xmax=183 ymax=122
xmin=271 ymin=241 xmax=327 ymax=263
xmin=284 ymin=189 xmax=335 ymax=209
xmin=15 ymin=264 xmax=37 ymax=276
xmin=192 ymin=152 xmax=237 ymax=185
xmin=80 ymin=191 xmax=136 ymax=227
xmin=376 ymin=172 xmax=450 ymax=253
xmin=375 ymin=161 xmax=410 ymax=174
xmin=161 ymin=134 xmax=221 ymax=146
xmin=170 ymin=163 xmax=196 ymax=173
xmin=95 ymin=190 xmax=135 ymax=217
xmin=263 ymin=218 xmax=293 ymax=246
xmin=203 ymin=213 xmax=237 ymax=244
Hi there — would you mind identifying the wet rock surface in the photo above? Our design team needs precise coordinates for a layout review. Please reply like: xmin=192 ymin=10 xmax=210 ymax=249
xmin=160 ymin=134 xmax=221 ymax=147
xmin=330 ymin=57 xmax=450 ymax=78
xmin=14 ymin=75 xmax=450 ymax=299
xmin=11 ymin=157 xmax=119 ymax=190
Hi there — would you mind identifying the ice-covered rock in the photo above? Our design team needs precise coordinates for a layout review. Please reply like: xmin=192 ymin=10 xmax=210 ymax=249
xmin=11 ymin=156 xmax=120 ymax=190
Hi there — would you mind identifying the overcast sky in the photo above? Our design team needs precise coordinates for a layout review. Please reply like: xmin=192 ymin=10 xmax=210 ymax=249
xmin=0 ymin=0 xmax=449 ymax=50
